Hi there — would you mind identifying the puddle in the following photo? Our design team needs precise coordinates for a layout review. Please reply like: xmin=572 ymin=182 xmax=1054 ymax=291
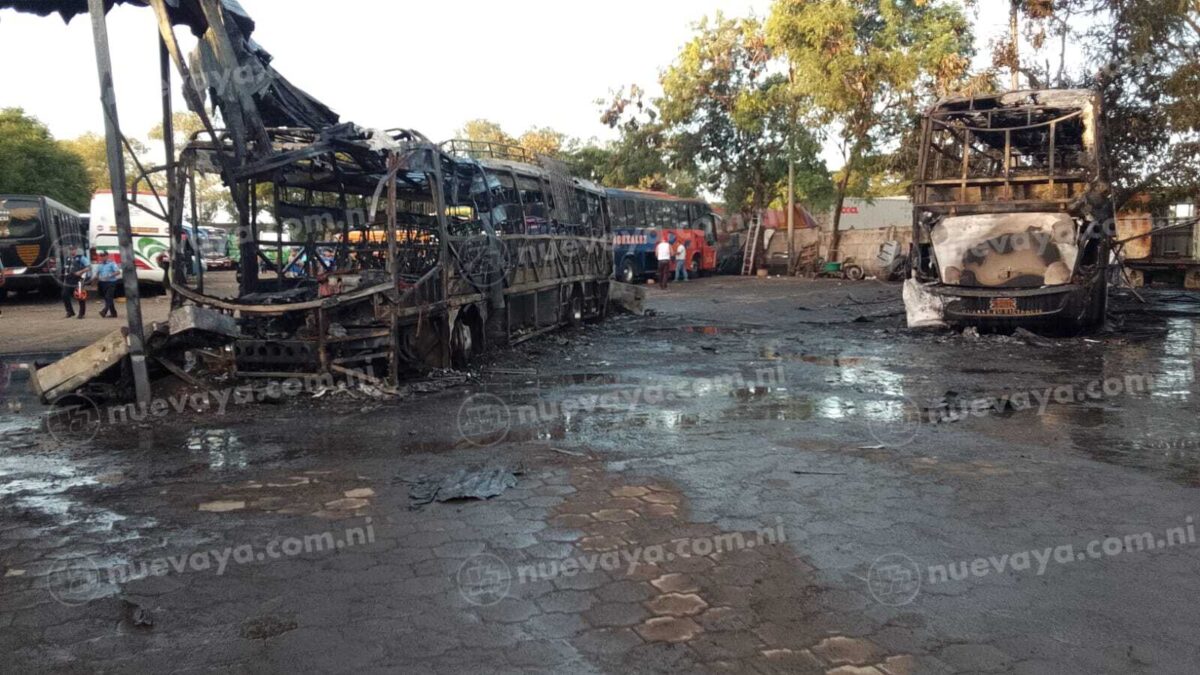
xmin=0 ymin=451 xmax=143 ymax=538
xmin=679 ymin=326 xmax=744 ymax=335
xmin=799 ymin=355 xmax=874 ymax=367
xmin=0 ymin=355 xmax=57 ymax=434
xmin=1072 ymin=436 xmax=1200 ymax=487
xmin=186 ymin=429 xmax=249 ymax=470
xmin=723 ymin=392 xmax=870 ymax=422
xmin=535 ymin=373 xmax=631 ymax=386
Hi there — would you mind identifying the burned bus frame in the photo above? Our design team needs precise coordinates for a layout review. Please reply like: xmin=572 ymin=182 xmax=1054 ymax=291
xmin=169 ymin=127 xmax=612 ymax=383
xmin=910 ymin=89 xmax=1114 ymax=331
xmin=3 ymin=0 xmax=613 ymax=396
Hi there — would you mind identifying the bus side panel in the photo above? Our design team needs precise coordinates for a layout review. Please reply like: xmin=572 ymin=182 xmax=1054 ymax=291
xmin=91 ymin=233 xmax=168 ymax=284
xmin=613 ymin=228 xmax=658 ymax=279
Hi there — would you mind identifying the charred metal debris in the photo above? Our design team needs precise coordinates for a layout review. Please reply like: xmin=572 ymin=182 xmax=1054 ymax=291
xmin=10 ymin=0 xmax=614 ymax=401
xmin=906 ymin=89 xmax=1115 ymax=333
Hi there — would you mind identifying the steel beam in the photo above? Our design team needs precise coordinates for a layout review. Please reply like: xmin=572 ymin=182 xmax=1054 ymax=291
xmin=87 ymin=0 xmax=151 ymax=406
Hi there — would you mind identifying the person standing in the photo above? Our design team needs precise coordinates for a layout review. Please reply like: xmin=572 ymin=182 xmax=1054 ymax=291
xmin=674 ymin=239 xmax=689 ymax=282
xmin=94 ymin=251 xmax=121 ymax=318
xmin=655 ymin=237 xmax=672 ymax=289
xmin=61 ymin=245 xmax=90 ymax=319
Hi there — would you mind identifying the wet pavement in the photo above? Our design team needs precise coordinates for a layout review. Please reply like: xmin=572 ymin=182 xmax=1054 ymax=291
xmin=1 ymin=276 xmax=1198 ymax=673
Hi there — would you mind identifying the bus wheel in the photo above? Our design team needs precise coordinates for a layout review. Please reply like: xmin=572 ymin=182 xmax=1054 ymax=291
xmin=620 ymin=257 xmax=637 ymax=284
xmin=690 ymin=255 xmax=702 ymax=279
xmin=568 ymin=289 xmax=584 ymax=329
xmin=451 ymin=307 xmax=485 ymax=369
xmin=451 ymin=315 xmax=475 ymax=369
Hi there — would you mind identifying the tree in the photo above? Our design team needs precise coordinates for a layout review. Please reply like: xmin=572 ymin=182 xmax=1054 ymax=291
xmin=62 ymin=128 xmax=151 ymax=195
xmin=518 ymin=127 xmax=567 ymax=157
xmin=60 ymin=132 xmax=109 ymax=197
xmin=1089 ymin=0 xmax=1199 ymax=204
xmin=767 ymin=0 xmax=973 ymax=255
xmin=989 ymin=0 xmax=1200 ymax=204
xmin=147 ymin=111 xmax=210 ymax=149
xmin=0 ymin=108 xmax=91 ymax=210
xmin=599 ymin=86 xmax=700 ymax=196
xmin=458 ymin=119 xmax=517 ymax=147
xmin=563 ymin=143 xmax=615 ymax=183
xmin=659 ymin=14 xmax=832 ymax=213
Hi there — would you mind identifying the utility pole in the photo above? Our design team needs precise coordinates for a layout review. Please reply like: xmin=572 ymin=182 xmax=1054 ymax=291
xmin=88 ymin=0 xmax=152 ymax=407
xmin=1010 ymin=0 xmax=1021 ymax=90
xmin=787 ymin=158 xmax=795 ymax=273
xmin=786 ymin=64 xmax=796 ymax=274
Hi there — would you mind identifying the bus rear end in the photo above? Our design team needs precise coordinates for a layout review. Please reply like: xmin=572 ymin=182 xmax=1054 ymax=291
xmin=908 ymin=89 xmax=1113 ymax=332
xmin=0 ymin=195 xmax=84 ymax=297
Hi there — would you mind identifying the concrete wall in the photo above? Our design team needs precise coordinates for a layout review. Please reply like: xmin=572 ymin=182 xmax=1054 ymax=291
xmin=762 ymin=224 xmax=911 ymax=278
xmin=814 ymin=197 xmax=913 ymax=231
xmin=824 ymin=226 xmax=912 ymax=277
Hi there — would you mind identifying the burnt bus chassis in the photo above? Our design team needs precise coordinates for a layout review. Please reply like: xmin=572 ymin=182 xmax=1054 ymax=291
xmin=169 ymin=126 xmax=612 ymax=383
xmin=911 ymin=90 xmax=1114 ymax=331
xmin=0 ymin=0 xmax=613 ymax=392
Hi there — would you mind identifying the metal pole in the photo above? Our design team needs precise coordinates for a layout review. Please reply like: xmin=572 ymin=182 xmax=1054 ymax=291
xmin=385 ymin=153 xmax=400 ymax=386
xmin=161 ymin=37 xmax=186 ymax=291
xmin=88 ymin=0 xmax=151 ymax=406
xmin=189 ymin=166 xmax=205 ymax=295
xmin=787 ymin=159 xmax=795 ymax=274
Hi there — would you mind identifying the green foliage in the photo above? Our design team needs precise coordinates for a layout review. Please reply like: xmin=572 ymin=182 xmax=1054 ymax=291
xmin=147 ymin=112 xmax=210 ymax=147
xmin=1088 ymin=0 xmax=1200 ymax=203
xmin=994 ymin=0 xmax=1199 ymax=203
xmin=0 ymin=108 xmax=92 ymax=211
xmin=62 ymin=127 xmax=151 ymax=195
xmin=658 ymin=14 xmax=831 ymax=212
xmin=562 ymin=144 xmax=615 ymax=183
xmin=518 ymin=127 xmax=567 ymax=157
xmin=458 ymin=119 xmax=517 ymax=147
xmin=59 ymin=132 xmax=109 ymax=197
xmin=766 ymin=0 xmax=974 ymax=238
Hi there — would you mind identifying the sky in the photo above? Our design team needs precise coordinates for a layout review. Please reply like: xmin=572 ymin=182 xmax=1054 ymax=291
xmin=0 ymin=0 xmax=1025 ymax=169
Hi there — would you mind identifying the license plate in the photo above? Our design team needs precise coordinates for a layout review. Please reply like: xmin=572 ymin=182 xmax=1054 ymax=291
xmin=989 ymin=297 xmax=1018 ymax=314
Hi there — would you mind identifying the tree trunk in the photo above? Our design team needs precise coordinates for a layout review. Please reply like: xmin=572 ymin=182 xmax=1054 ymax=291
xmin=829 ymin=166 xmax=852 ymax=263
xmin=1010 ymin=0 xmax=1021 ymax=90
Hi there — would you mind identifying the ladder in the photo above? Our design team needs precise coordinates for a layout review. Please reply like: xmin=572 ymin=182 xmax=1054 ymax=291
xmin=741 ymin=214 xmax=761 ymax=276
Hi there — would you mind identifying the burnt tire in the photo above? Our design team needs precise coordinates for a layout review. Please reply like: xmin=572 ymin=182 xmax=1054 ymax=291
xmin=691 ymin=255 xmax=702 ymax=279
xmin=450 ymin=313 xmax=478 ymax=369
xmin=844 ymin=265 xmax=865 ymax=281
xmin=568 ymin=290 xmax=584 ymax=329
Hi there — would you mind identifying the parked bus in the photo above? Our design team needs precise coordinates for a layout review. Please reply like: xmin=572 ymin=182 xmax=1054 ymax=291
xmin=90 ymin=190 xmax=207 ymax=289
xmin=198 ymin=226 xmax=234 ymax=270
xmin=908 ymin=89 xmax=1113 ymax=331
xmin=171 ymin=132 xmax=612 ymax=376
xmin=89 ymin=190 xmax=174 ymax=288
xmin=0 ymin=195 xmax=86 ymax=300
xmin=607 ymin=188 xmax=719 ymax=283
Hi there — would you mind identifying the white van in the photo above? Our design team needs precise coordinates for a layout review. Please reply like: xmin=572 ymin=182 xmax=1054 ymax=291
xmin=89 ymin=191 xmax=198 ymax=287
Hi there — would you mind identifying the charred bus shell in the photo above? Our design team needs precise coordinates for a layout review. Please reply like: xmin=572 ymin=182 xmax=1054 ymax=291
xmin=907 ymin=89 xmax=1114 ymax=332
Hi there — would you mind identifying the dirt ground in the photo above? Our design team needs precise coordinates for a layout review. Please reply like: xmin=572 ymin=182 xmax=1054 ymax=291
xmin=0 ymin=271 xmax=240 ymax=354
xmin=1 ymin=276 xmax=1198 ymax=673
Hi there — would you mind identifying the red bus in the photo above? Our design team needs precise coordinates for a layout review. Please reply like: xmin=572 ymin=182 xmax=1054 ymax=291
xmin=607 ymin=188 xmax=719 ymax=283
